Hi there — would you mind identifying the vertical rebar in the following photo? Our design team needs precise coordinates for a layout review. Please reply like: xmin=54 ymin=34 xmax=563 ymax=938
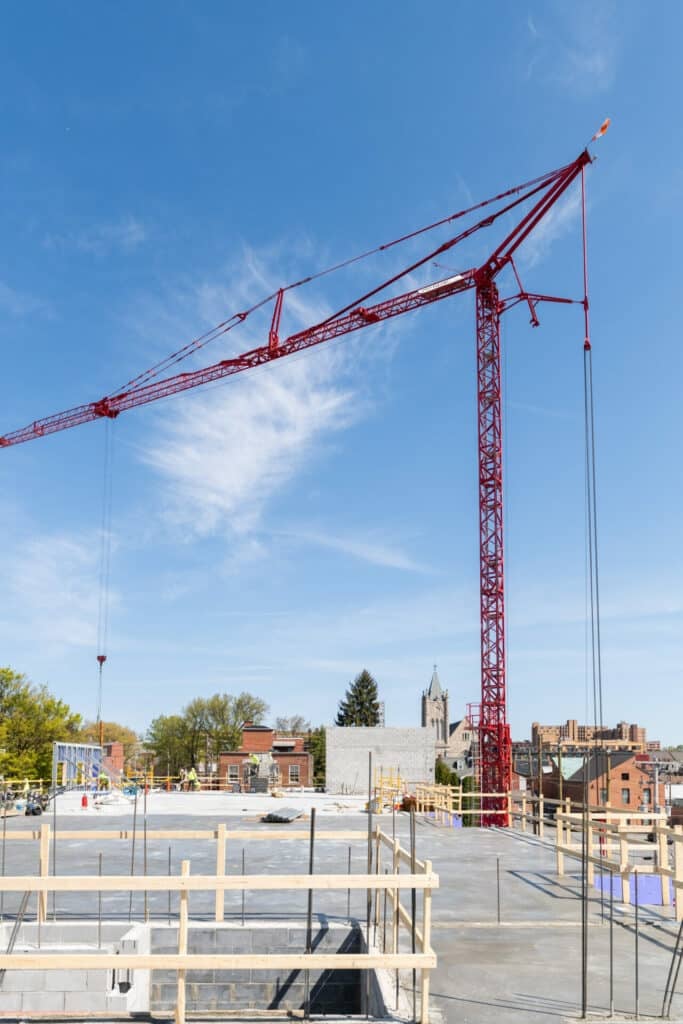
xmin=241 ymin=848 xmax=245 ymax=927
xmin=52 ymin=767 xmax=57 ymax=921
xmin=98 ymin=852 xmax=103 ymax=949
xmin=365 ymin=752 xmax=373 ymax=1019
xmin=580 ymin=753 xmax=588 ymax=1019
xmin=167 ymin=845 xmax=172 ymax=925
xmin=128 ymin=788 xmax=138 ymax=922
xmin=609 ymin=867 xmax=614 ymax=1018
xmin=635 ymin=870 xmax=640 ymax=1020
xmin=383 ymin=868 xmax=388 ymax=952
xmin=0 ymin=802 xmax=6 ymax=922
xmin=410 ymin=807 xmax=417 ymax=1023
xmin=347 ymin=846 xmax=351 ymax=920
xmin=304 ymin=807 xmax=316 ymax=1020
xmin=143 ymin=784 xmax=148 ymax=922
xmin=496 ymin=855 xmax=501 ymax=924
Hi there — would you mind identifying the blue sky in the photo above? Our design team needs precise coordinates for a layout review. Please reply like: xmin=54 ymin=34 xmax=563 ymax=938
xmin=0 ymin=2 xmax=681 ymax=744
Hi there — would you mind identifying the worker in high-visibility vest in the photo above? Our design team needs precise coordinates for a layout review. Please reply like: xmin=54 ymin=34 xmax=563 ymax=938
xmin=187 ymin=767 xmax=199 ymax=791
xmin=98 ymin=770 xmax=110 ymax=790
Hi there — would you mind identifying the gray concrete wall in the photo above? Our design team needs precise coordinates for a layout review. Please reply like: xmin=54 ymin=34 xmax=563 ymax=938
xmin=150 ymin=922 xmax=360 ymax=1014
xmin=326 ymin=726 xmax=436 ymax=794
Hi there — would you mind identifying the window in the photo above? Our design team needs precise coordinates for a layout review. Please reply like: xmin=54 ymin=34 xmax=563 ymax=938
xmin=289 ymin=764 xmax=300 ymax=784
xmin=621 ymin=788 xmax=630 ymax=805
xmin=643 ymin=788 xmax=652 ymax=805
xmin=463 ymin=733 xmax=470 ymax=741
xmin=227 ymin=765 xmax=239 ymax=782
xmin=600 ymin=788 xmax=608 ymax=803
xmin=621 ymin=772 xmax=630 ymax=781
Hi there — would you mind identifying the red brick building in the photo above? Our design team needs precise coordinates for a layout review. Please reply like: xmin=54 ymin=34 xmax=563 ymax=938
xmin=218 ymin=724 xmax=312 ymax=792
xmin=541 ymin=750 xmax=665 ymax=812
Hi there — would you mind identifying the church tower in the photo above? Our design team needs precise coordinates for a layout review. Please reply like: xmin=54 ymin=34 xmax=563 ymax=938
xmin=421 ymin=665 xmax=449 ymax=756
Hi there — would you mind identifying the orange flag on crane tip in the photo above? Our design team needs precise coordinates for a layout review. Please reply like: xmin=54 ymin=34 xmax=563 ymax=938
xmin=592 ymin=118 xmax=610 ymax=140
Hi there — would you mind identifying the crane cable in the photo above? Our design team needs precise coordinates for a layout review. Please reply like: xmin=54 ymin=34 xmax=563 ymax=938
xmin=113 ymin=160 xmax=576 ymax=397
xmin=96 ymin=420 xmax=114 ymax=748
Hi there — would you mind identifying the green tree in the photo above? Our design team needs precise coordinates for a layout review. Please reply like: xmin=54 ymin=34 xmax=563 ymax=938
xmin=308 ymin=726 xmax=326 ymax=786
xmin=275 ymin=715 xmax=311 ymax=735
xmin=435 ymin=759 xmax=459 ymax=787
xmin=0 ymin=667 xmax=82 ymax=780
xmin=77 ymin=720 xmax=140 ymax=767
xmin=145 ymin=691 xmax=268 ymax=772
xmin=335 ymin=670 xmax=380 ymax=727
xmin=461 ymin=775 xmax=479 ymax=827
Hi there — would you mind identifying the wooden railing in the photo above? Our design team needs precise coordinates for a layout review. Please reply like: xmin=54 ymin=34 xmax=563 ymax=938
xmin=415 ymin=783 xmax=511 ymax=824
xmin=0 ymin=824 xmax=438 ymax=1023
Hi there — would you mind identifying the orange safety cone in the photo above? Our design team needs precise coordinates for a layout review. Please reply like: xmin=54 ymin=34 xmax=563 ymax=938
xmin=81 ymin=793 xmax=88 ymax=808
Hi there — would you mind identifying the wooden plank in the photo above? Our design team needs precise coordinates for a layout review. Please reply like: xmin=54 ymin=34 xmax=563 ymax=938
xmin=0 ymin=951 xmax=437 ymax=970
xmin=0 ymin=872 xmax=439 ymax=892
xmin=0 ymin=828 xmax=369 ymax=843
xmin=176 ymin=860 xmax=189 ymax=1024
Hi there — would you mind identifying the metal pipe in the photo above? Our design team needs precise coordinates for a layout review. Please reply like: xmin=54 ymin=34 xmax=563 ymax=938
xmin=167 ymin=845 xmax=172 ymax=925
xmin=143 ymin=784 xmax=148 ymax=922
xmin=98 ymin=852 xmax=103 ymax=949
xmin=609 ymin=867 xmax=614 ymax=1018
xmin=0 ymin=802 xmax=6 ymax=922
xmin=496 ymin=855 xmax=501 ymax=924
xmin=366 ymin=751 xmax=373 ymax=1019
xmin=634 ymin=870 xmax=640 ymax=1020
xmin=128 ymin=788 xmax=138 ymax=922
xmin=580 ymin=752 xmax=588 ymax=1019
xmin=383 ymin=868 xmax=388 ymax=952
xmin=347 ymin=846 xmax=351 ymax=919
xmin=410 ymin=807 xmax=417 ymax=1023
xmin=52 ymin=762 xmax=57 ymax=921
xmin=304 ymin=806 xmax=316 ymax=1020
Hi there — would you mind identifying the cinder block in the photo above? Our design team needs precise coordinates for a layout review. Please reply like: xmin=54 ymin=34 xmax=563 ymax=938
xmin=63 ymin=990 xmax=108 ymax=1012
xmin=105 ymin=993 xmax=132 ymax=1012
xmin=215 ymin=930 xmax=250 ymax=952
xmin=86 ymin=969 xmax=113 ymax=991
xmin=186 ymin=969 xmax=215 ymax=983
xmin=0 ymin=992 xmax=22 ymax=1011
xmin=2 ymin=969 xmax=46 ymax=992
xmin=20 ymin=990 xmax=65 ymax=1012
xmin=44 ymin=968 xmax=90 ymax=991
xmin=189 ymin=930 xmax=217 ymax=952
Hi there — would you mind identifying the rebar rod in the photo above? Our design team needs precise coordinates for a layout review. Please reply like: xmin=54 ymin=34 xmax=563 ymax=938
xmin=366 ymin=752 xmax=373 ymax=1019
xmin=143 ymin=784 xmax=149 ymax=922
xmin=128 ymin=788 xmax=138 ymax=922
xmin=98 ymin=852 xmax=103 ymax=949
xmin=304 ymin=806 xmax=316 ymax=1020
xmin=241 ymin=848 xmax=245 ymax=927
xmin=347 ymin=846 xmax=351 ymax=919
xmin=0 ymin=802 xmax=6 ymax=922
xmin=635 ymin=870 xmax=640 ymax=1020
xmin=609 ymin=867 xmax=614 ymax=1017
xmin=0 ymin=890 xmax=31 ymax=989
xmin=167 ymin=845 xmax=172 ymax=924
xmin=410 ymin=807 xmax=417 ymax=1023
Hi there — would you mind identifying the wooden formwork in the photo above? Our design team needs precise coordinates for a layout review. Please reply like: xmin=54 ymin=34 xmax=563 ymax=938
xmin=0 ymin=824 xmax=438 ymax=1024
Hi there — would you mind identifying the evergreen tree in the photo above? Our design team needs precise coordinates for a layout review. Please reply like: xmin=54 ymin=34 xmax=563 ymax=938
xmin=335 ymin=670 xmax=380 ymax=727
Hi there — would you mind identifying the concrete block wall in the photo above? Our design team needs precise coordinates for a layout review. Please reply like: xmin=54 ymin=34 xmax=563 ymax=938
xmin=326 ymin=726 xmax=436 ymax=794
xmin=150 ymin=922 xmax=361 ymax=1014
xmin=0 ymin=921 xmax=147 ymax=1015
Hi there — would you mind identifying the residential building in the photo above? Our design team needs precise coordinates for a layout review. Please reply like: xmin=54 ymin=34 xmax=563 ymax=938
xmin=218 ymin=724 xmax=312 ymax=792
xmin=531 ymin=719 xmax=653 ymax=753
xmin=540 ymin=750 xmax=665 ymax=812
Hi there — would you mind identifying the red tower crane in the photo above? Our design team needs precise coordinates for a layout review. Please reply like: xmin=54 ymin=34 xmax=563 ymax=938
xmin=0 ymin=142 xmax=602 ymax=824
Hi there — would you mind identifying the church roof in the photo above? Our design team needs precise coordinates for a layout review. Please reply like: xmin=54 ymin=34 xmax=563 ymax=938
xmin=427 ymin=666 xmax=443 ymax=699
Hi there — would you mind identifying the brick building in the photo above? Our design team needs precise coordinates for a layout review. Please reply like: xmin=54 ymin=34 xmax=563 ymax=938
xmin=531 ymin=719 xmax=651 ymax=752
xmin=218 ymin=724 xmax=312 ymax=792
xmin=540 ymin=750 xmax=665 ymax=812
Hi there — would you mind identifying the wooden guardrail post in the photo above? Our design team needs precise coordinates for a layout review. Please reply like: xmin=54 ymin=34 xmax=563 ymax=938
xmin=556 ymin=813 xmax=564 ymax=876
xmin=658 ymin=826 xmax=671 ymax=906
xmin=538 ymin=794 xmax=544 ymax=838
xmin=421 ymin=858 xmax=433 ymax=1024
xmin=215 ymin=824 xmax=226 ymax=922
xmin=619 ymin=825 xmax=630 ymax=905
xmin=175 ymin=860 xmax=189 ymax=1024
xmin=674 ymin=826 xmax=683 ymax=922
xmin=38 ymin=823 xmax=50 ymax=923
xmin=521 ymin=794 xmax=527 ymax=832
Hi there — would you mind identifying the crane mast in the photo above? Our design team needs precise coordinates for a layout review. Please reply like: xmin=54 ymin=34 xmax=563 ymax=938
xmin=0 ymin=146 xmax=600 ymax=824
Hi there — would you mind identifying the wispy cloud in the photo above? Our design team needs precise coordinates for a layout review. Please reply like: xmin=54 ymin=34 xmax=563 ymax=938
xmin=278 ymin=527 xmax=431 ymax=573
xmin=521 ymin=2 xmax=621 ymax=95
xmin=0 ymin=280 xmax=50 ymax=317
xmin=43 ymin=216 xmax=147 ymax=255
xmin=136 ymin=243 xmax=405 ymax=539
xmin=0 ymin=531 xmax=115 ymax=653
xmin=518 ymin=187 xmax=581 ymax=269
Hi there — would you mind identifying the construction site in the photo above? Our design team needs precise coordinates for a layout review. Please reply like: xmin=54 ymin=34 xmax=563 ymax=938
xmin=3 ymin=110 xmax=683 ymax=1024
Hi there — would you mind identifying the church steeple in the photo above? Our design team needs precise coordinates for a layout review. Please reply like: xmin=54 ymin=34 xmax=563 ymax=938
xmin=427 ymin=664 xmax=442 ymax=699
